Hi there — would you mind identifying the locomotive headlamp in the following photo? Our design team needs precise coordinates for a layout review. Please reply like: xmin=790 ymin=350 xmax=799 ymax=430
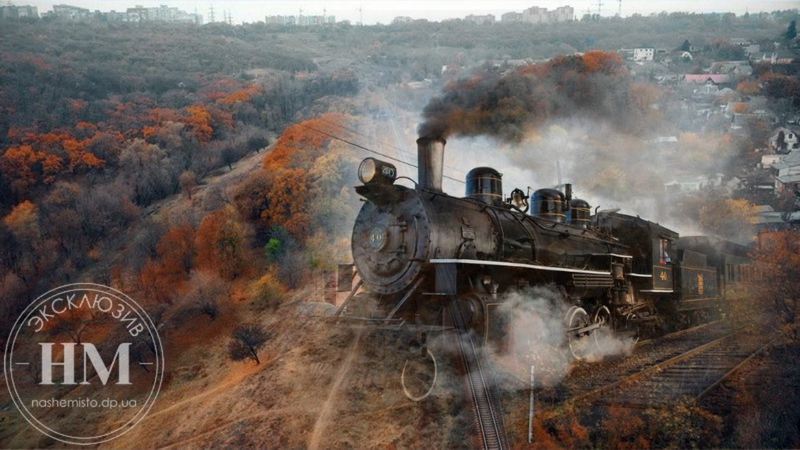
xmin=358 ymin=158 xmax=397 ymax=185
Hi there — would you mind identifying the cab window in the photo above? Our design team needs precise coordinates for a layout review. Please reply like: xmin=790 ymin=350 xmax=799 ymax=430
xmin=659 ymin=239 xmax=672 ymax=264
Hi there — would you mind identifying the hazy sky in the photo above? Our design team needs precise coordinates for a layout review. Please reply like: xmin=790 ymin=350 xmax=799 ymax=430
xmin=21 ymin=0 xmax=800 ymax=24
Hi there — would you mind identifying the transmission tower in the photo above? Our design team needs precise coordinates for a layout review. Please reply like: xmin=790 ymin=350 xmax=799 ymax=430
xmin=596 ymin=0 xmax=603 ymax=16
xmin=617 ymin=0 xmax=622 ymax=17
xmin=208 ymin=4 xmax=214 ymax=23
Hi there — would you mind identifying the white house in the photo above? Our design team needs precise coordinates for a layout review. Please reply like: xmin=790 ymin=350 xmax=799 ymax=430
xmin=633 ymin=48 xmax=655 ymax=62
xmin=770 ymin=127 xmax=800 ymax=153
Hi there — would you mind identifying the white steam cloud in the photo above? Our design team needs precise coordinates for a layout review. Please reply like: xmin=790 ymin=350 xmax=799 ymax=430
xmin=491 ymin=286 xmax=636 ymax=387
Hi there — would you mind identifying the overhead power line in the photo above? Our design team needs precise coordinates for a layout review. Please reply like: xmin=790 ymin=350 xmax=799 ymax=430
xmin=298 ymin=123 xmax=465 ymax=184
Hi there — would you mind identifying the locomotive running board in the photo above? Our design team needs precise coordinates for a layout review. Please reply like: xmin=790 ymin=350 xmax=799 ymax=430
xmin=430 ymin=258 xmax=611 ymax=275
xmin=321 ymin=316 xmax=453 ymax=333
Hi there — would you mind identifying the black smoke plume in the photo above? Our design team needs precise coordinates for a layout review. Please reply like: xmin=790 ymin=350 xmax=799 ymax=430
xmin=418 ymin=52 xmax=653 ymax=141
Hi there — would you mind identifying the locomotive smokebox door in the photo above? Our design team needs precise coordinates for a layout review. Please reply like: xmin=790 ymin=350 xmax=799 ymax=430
xmin=337 ymin=264 xmax=354 ymax=292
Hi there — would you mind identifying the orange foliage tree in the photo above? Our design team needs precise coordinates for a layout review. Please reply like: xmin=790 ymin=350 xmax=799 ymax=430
xmin=0 ymin=145 xmax=53 ymax=193
xmin=218 ymin=84 xmax=263 ymax=105
xmin=195 ymin=207 xmax=249 ymax=280
xmin=3 ymin=200 xmax=41 ymax=242
xmin=185 ymin=105 xmax=214 ymax=142
xmin=137 ymin=224 xmax=196 ymax=304
xmin=736 ymin=80 xmax=761 ymax=96
xmin=582 ymin=50 xmax=625 ymax=73
xmin=157 ymin=225 xmax=196 ymax=278
xmin=699 ymin=198 xmax=757 ymax=242
xmin=753 ymin=230 xmax=800 ymax=339
xmin=256 ymin=114 xmax=347 ymax=239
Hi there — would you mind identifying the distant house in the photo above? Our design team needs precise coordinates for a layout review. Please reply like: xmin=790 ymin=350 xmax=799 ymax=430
xmin=770 ymin=127 xmax=800 ymax=154
xmin=0 ymin=4 xmax=38 ymax=19
xmin=756 ymin=52 xmax=797 ymax=65
xmin=633 ymin=48 xmax=655 ymax=62
xmin=761 ymin=154 xmax=782 ymax=168
xmin=52 ymin=4 xmax=92 ymax=20
xmin=464 ymin=14 xmax=495 ymax=25
xmin=729 ymin=38 xmax=752 ymax=47
xmin=776 ymin=172 xmax=800 ymax=194
xmin=683 ymin=74 xmax=732 ymax=86
xmin=664 ymin=174 xmax=724 ymax=193
xmin=500 ymin=11 xmax=523 ymax=22
xmin=774 ymin=150 xmax=800 ymax=193
xmin=710 ymin=61 xmax=753 ymax=77
xmin=405 ymin=79 xmax=433 ymax=90
xmin=391 ymin=16 xmax=414 ymax=24
xmin=744 ymin=44 xmax=761 ymax=57
xmin=748 ymin=171 xmax=776 ymax=194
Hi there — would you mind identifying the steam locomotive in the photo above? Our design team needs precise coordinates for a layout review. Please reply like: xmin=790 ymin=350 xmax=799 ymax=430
xmin=336 ymin=137 xmax=753 ymax=395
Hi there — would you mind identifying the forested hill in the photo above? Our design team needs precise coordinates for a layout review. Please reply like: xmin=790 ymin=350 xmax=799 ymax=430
xmin=0 ymin=20 xmax=360 ymax=330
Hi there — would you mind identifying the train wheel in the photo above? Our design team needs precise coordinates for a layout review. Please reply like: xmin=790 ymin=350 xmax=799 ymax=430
xmin=593 ymin=305 xmax=612 ymax=353
xmin=401 ymin=347 xmax=438 ymax=402
xmin=623 ymin=313 xmax=641 ymax=344
xmin=566 ymin=306 xmax=593 ymax=361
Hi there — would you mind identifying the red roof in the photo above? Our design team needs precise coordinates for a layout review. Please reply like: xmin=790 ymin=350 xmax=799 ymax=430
xmin=683 ymin=74 xmax=731 ymax=84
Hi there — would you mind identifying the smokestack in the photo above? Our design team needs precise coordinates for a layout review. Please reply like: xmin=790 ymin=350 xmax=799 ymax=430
xmin=416 ymin=136 xmax=446 ymax=192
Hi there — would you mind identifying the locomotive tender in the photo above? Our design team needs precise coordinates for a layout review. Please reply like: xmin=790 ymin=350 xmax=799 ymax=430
xmin=338 ymin=136 xmax=752 ymax=364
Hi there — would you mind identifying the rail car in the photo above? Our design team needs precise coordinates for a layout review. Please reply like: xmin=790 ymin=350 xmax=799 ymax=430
xmin=334 ymin=136 xmax=754 ymax=400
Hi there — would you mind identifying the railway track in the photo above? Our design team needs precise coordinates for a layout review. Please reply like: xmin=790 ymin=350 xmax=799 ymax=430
xmin=562 ymin=324 xmax=774 ymax=410
xmin=450 ymin=305 xmax=509 ymax=450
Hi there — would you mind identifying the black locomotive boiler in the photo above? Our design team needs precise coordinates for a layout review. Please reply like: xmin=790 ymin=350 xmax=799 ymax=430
xmin=335 ymin=136 xmax=754 ymax=399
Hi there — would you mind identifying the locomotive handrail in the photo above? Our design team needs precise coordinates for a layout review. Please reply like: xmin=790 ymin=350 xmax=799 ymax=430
xmin=429 ymin=258 xmax=613 ymax=276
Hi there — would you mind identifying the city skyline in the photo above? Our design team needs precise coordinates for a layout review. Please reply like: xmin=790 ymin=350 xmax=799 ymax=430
xmin=13 ymin=0 xmax=800 ymax=25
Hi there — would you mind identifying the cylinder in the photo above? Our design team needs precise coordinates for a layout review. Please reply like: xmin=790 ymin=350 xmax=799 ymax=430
xmin=416 ymin=136 xmax=445 ymax=192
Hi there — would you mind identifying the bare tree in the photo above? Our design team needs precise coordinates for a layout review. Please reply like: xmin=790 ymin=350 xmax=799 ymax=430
xmin=228 ymin=324 xmax=269 ymax=364
xmin=50 ymin=308 xmax=97 ymax=345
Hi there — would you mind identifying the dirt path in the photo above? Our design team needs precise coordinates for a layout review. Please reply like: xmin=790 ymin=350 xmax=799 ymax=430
xmin=307 ymin=329 xmax=364 ymax=450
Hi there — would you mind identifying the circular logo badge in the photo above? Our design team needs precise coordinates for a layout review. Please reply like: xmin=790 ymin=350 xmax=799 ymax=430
xmin=3 ymin=283 xmax=164 ymax=446
xmin=368 ymin=226 xmax=388 ymax=250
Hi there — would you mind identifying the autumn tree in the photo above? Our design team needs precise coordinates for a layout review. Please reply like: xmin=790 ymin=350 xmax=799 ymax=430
xmin=3 ymin=200 xmax=41 ymax=243
xmin=737 ymin=80 xmax=761 ymax=96
xmin=119 ymin=139 xmax=179 ymax=205
xmin=753 ymin=230 xmax=800 ymax=339
xmin=249 ymin=271 xmax=285 ymax=310
xmin=50 ymin=307 xmax=96 ymax=345
xmin=179 ymin=170 xmax=198 ymax=199
xmin=185 ymin=105 xmax=214 ymax=142
xmin=195 ymin=207 xmax=249 ymax=280
xmin=699 ymin=197 xmax=757 ymax=243
xmin=157 ymin=224 xmax=195 ymax=277
xmin=228 ymin=323 xmax=270 ymax=364
xmin=181 ymin=270 xmax=228 ymax=320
